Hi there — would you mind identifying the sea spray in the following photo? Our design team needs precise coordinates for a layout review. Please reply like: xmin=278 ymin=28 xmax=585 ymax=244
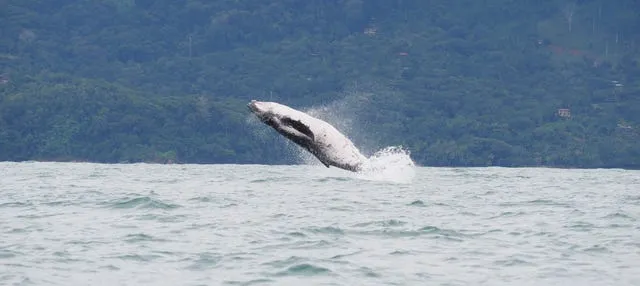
xmin=299 ymin=145 xmax=417 ymax=184
xmin=298 ymin=92 xmax=417 ymax=183
xmin=356 ymin=146 xmax=416 ymax=184
xmin=245 ymin=80 xmax=417 ymax=183
xmin=302 ymin=92 xmax=374 ymax=154
xmin=245 ymin=112 xmax=301 ymax=165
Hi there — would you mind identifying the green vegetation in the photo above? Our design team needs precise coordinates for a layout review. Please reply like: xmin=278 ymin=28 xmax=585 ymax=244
xmin=1 ymin=0 xmax=639 ymax=168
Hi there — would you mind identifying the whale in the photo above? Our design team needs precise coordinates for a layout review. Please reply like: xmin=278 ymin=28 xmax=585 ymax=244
xmin=247 ymin=100 xmax=367 ymax=172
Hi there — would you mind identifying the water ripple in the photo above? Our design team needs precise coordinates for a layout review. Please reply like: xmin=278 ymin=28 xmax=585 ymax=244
xmin=0 ymin=163 xmax=638 ymax=285
xmin=105 ymin=196 xmax=181 ymax=209
xmin=274 ymin=263 xmax=332 ymax=277
xmin=185 ymin=252 xmax=221 ymax=270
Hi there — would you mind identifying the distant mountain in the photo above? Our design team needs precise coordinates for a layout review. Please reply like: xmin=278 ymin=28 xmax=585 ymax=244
xmin=1 ymin=0 xmax=638 ymax=168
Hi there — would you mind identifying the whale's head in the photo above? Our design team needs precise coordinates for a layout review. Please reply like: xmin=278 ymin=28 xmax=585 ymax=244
xmin=247 ymin=100 xmax=278 ymax=125
xmin=247 ymin=99 xmax=316 ymax=144
xmin=247 ymin=100 xmax=266 ymax=117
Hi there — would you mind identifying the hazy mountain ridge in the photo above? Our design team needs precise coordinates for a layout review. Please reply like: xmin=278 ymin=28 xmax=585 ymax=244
xmin=0 ymin=0 xmax=638 ymax=168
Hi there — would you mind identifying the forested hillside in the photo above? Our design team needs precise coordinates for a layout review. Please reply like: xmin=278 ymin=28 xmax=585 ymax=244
xmin=1 ymin=0 xmax=639 ymax=168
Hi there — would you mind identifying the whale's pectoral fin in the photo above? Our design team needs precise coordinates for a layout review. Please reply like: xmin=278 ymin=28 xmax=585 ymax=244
xmin=313 ymin=153 xmax=332 ymax=168
xmin=319 ymin=159 xmax=331 ymax=168
xmin=281 ymin=118 xmax=314 ymax=141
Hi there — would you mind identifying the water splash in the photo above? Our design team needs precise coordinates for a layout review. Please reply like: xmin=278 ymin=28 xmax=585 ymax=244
xmin=246 ymin=80 xmax=417 ymax=183
xmin=299 ymin=91 xmax=416 ymax=184
xmin=299 ymin=145 xmax=416 ymax=184
xmin=356 ymin=146 xmax=416 ymax=184
xmin=245 ymin=111 xmax=303 ymax=165
xmin=302 ymin=91 xmax=372 ymax=141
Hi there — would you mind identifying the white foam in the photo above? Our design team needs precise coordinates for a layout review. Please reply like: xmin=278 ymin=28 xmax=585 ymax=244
xmin=251 ymin=81 xmax=417 ymax=184
xmin=298 ymin=145 xmax=417 ymax=184
xmin=291 ymin=89 xmax=417 ymax=184
xmin=356 ymin=146 xmax=417 ymax=184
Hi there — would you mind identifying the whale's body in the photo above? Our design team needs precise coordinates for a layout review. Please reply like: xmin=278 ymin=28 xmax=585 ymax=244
xmin=248 ymin=100 xmax=367 ymax=172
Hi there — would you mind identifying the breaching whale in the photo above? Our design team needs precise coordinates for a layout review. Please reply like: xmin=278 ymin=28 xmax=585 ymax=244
xmin=247 ymin=100 xmax=367 ymax=172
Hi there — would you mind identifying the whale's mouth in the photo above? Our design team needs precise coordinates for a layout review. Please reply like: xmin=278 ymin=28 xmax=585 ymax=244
xmin=247 ymin=100 xmax=272 ymax=123
xmin=247 ymin=100 xmax=259 ymax=113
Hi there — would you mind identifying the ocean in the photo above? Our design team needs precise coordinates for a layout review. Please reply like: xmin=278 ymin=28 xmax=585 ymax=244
xmin=1 ymin=159 xmax=639 ymax=286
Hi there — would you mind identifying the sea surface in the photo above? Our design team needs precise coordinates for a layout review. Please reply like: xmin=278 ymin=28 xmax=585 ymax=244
xmin=1 ymin=161 xmax=639 ymax=286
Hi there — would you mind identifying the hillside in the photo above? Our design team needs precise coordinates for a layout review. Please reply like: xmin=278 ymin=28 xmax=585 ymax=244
xmin=1 ymin=0 xmax=639 ymax=168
